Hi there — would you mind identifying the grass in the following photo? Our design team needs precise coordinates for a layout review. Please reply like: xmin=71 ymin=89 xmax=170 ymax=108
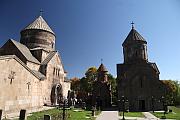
xmin=68 ymin=109 xmax=95 ymax=120
xmin=27 ymin=108 xmax=60 ymax=120
xmin=119 ymin=112 xmax=144 ymax=117
xmin=26 ymin=108 xmax=100 ymax=120
xmin=152 ymin=106 xmax=180 ymax=119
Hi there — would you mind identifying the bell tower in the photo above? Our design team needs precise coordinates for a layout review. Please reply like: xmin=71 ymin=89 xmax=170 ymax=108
xmin=122 ymin=23 xmax=148 ymax=64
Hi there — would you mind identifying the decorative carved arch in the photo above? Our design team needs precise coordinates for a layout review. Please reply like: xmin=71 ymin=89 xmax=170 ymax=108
xmin=51 ymin=84 xmax=63 ymax=105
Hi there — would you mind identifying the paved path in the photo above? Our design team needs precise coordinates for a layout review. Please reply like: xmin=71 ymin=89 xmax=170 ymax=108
xmin=96 ymin=111 xmax=174 ymax=120
xmin=142 ymin=112 xmax=159 ymax=120
xmin=96 ymin=111 xmax=119 ymax=120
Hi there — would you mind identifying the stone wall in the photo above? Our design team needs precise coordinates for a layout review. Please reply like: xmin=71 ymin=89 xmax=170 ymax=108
xmin=30 ymin=49 xmax=49 ymax=63
xmin=20 ymin=30 xmax=55 ymax=51
xmin=0 ymin=57 xmax=43 ymax=114
xmin=43 ymin=52 xmax=70 ymax=104
xmin=62 ymin=81 xmax=71 ymax=99
xmin=117 ymin=63 xmax=165 ymax=111
xmin=26 ymin=61 xmax=40 ymax=71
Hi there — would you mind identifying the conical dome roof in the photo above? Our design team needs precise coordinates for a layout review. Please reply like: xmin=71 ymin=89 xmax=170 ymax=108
xmin=123 ymin=27 xmax=146 ymax=46
xmin=97 ymin=63 xmax=108 ymax=72
xmin=22 ymin=16 xmax=55 ymax=35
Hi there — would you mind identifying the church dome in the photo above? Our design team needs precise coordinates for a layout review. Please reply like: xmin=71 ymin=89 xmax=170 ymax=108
xmin=97 ymin=63 xmax=108 ymax=72
xmin=22 ymin=16 xmax=55 ymax=35
xmin=122 ymin=25 xmax=148 ymax=63
xmin=20 ymin=16 xmax=56 ymax=51
xmin=122 ymin=27 xmax=147 ymax=46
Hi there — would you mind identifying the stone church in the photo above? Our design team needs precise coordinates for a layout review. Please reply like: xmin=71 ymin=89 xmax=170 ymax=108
xmin=117 ymin=24 xmax=166 ymax=111
xmin=0 ymin=16 xmax=70 ymax=114
xmin=92 ymin=63 xmax=111 ymax=109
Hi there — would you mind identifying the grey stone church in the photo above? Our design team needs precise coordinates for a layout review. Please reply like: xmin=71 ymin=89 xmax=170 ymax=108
xmin=117 ymin=25 xmax=166 ymax=111
xmin=0 ymin=15 xmax=70 ymax=115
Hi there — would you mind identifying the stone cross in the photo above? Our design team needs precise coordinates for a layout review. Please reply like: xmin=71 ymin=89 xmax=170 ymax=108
xmin=8 ymin=71 xmax=16 ymax=84
xmin=40 ymin=9 xmax=43 ymax=16
xmin=101 ymin=59 xmax=103 ymax=64
xmin=27 ymin=82 xmax=31 ymax=90
xmin=131 ymin=21 xmax=135 ymax=29
xmin=63 ymin=99 xmax=66 ymax=120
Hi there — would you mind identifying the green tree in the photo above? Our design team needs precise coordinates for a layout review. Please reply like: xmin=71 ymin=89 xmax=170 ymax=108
xmin=70 ymin=77 xmax=80 ymax=91
xmin=70 ymin=66 xmax=118 ymax=104
xmin=162 ymin=80 xmax=179 ymax=105
xmin=85 ymin=67 xmax=97 ymax=93
xmin=80 ymin=77 xmax=89 ymax=92
xmin=173 ymin=81 xmax=180 ymax=105
xmin=107 ymin=74 xmax=117 ymax=103
xmin=85 ymin=67 xmax=97 ymax=80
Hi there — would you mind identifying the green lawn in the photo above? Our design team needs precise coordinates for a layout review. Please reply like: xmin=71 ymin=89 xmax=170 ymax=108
xmin=27 ymin=108 xmax=60 ymax=120
xmin=152 ymin=106 xmax=180 ymax=119
xmin=26 ymin=108 xmax=100 ymax=120
xmin=119 ymin=112 xmax=144 ymax=117
xmin=68 ymin=109 xmax=93 ymax=120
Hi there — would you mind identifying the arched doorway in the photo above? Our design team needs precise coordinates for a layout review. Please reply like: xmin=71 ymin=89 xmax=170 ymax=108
xmin=51 ymin=84 xmax=63 ymax=105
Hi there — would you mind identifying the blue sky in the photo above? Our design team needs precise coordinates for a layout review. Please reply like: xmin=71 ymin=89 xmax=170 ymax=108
xmin=0 ymin=0 xmax=180 ymax=80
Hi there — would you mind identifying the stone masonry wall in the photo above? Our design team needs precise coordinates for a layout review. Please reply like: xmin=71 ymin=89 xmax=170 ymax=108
xmin=43 ymin=52 xmax=70 ymax=104
xmin=26 ymin=61 xmax=40 ymax=71
xmin=0 ymin=58 xmax=43 ymax=114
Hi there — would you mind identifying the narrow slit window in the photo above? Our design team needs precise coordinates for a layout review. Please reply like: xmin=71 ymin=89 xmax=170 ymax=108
xmin=140 ymin=79 xmax=143 ymax=88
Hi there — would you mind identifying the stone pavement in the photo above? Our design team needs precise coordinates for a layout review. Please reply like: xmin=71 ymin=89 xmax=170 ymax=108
xmin=142 ymin=112 xmax=159 ymax=119
xmin=96 ymin=111 xmax=161 ymax=120
xmin=96 ymin=111 xmax=119 ymax=120
xmin=96 ymin=110 xmax=176 ymax=120
xmin=119 ymin=116 xmax=144 ymax=120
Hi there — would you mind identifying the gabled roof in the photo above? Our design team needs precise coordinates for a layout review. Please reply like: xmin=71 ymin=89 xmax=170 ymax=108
xmin=0 ymin=55 xmax=45 ymax=80
xmin=97 ymin=63 xmax=108 ymax=72
xmin=40 ymin=51 xmax=67 ymax=75
xmin=149 ymin=62 xmax=160 ymax=74
xmin=41 ymin=51 xmax=56 ymax=65
xmin=10 ymin=39 xmax=40 ymax=64
xmin=22 ymin=16 xmax=55 ymax=35
xmin=32 ymin=70 xmax=46 ymax=80
xmin=123 ymin=27 xmax=146 ymax=46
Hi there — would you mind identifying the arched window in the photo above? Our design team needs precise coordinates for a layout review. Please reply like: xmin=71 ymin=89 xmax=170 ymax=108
xmin=51 ymin=42 xmax=54 ymax=48
xmin=53 ymin=68 xmax=55 ymax=75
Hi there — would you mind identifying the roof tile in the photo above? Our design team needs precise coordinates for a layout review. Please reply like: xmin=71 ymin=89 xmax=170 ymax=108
xmin=10 ymin=39 xmax=40 ymax=64
xmin=98 ymin=63 xmax=108 ymax=72
xmin=123 ymin=28 xmax=146 ymax=45
xmin=22 ymin=16 xmax=55 ymax=34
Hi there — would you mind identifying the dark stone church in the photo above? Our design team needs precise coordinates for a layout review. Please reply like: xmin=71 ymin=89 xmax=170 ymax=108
xmin=117 ymin=25 xmax=166 ymax=111
xmin=92 ymin=63 xmax=111 ymax=109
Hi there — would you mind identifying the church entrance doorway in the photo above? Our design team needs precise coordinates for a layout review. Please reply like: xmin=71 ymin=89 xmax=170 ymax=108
xmin=139 ymin=100 xmax=145 ymax=111
xmin=51 ymin=84 xmax=63 ymax=105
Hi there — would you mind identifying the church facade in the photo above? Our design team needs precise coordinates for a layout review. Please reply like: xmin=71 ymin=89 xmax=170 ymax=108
xmin=117 ymin=25 xmax=166 ymax=111
xmin=0 ymin=16 xmax=70 ymax=114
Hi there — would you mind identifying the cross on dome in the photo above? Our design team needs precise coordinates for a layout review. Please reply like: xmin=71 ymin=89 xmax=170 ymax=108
xmin=131 ymin=21 xmax=135 ymax=29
